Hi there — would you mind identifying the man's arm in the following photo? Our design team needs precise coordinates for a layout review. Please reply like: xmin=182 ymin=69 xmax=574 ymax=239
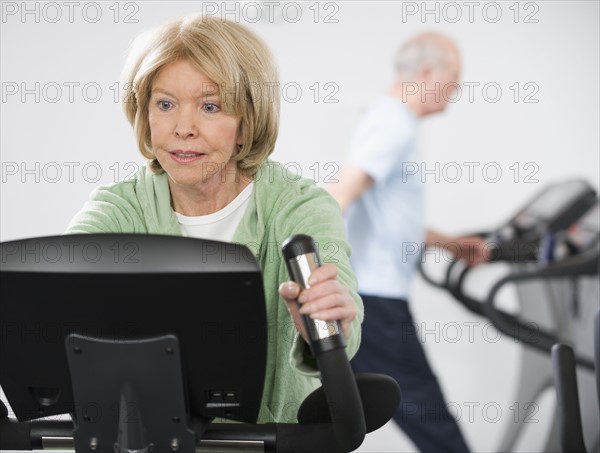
xmin=327 ymin=166 xmax=490 ymax=266
xmin=425 ymin=229 xmax=455 ymax=248
xmin=326 ymin=164 xmax=374 ymax=214
xmin=426 ymin=228 xmax=490 ymax=266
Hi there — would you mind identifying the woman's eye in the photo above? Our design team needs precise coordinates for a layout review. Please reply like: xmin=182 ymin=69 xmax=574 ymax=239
xmin=203 ymin=103 xmax=220 ymax=113
xmin=157 ymin=100 xmax=173 ymax=111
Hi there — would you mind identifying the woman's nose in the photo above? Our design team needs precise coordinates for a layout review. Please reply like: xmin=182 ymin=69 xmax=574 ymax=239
xmin=174 ymin=107 xmax=199 ymax=139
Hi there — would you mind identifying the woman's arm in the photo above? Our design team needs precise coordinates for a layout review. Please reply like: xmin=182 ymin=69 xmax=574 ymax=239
xmin=275 ymin=181 xmax=364 ymax=365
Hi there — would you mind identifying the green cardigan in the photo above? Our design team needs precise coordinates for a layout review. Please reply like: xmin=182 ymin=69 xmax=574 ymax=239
xmin=65 ymin=160 xmax=363 ymax=424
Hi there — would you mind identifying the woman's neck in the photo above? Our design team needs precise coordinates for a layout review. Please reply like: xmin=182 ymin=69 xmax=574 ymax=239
xmin=169 ymin=164 xmax=252 ymax=217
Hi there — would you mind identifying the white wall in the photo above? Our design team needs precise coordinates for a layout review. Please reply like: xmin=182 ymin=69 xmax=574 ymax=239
xmin=1 ymin=1 xmax=599 ymax=452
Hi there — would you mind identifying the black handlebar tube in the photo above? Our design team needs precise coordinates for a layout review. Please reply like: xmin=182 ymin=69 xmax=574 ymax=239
xmin=551 ymin=343 xmax=587 ymax=453
xmin=446 ymin=260 xmax=528 ymax=332
xmin=446 ymin=259 xmax=486 ymax=317
xmin=427 ymin=253 xmax=595 ymax=370
xmin=482 ymin=245 xmax=599 ymax=371
xmin=595 ymin=310 xmax=600 ymax=413
xmin=416 ymin=248 xmax=449 ymax=290
xmin=311 ymin=347 xmax=366 ymax=452
xmin=281 ymin=234 xmax=366 ymax=452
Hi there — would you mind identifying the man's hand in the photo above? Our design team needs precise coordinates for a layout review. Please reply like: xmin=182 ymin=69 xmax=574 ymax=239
xmin=449 ymin=235 xmax=490 ymax=266
xmin=426 ymin=229 xmax=490 ymax=266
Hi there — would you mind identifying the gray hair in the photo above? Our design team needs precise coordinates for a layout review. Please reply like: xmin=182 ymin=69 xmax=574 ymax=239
xmin=394 ymin=32 xmax=455 ymax=78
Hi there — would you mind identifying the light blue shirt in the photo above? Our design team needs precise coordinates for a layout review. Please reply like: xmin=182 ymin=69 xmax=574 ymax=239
xmin=345 ymin=97 xmax=425 ymax=299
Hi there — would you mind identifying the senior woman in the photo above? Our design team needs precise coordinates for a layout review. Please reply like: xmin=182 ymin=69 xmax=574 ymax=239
xmin=65 ymin=14 xmax=363 ymax=424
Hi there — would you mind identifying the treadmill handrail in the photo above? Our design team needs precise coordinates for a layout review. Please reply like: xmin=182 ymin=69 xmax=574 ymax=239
xmin=420 ymin=244 xmax=597 ymax=370
xmin=482 ymin=244 xmax=599 ymax=370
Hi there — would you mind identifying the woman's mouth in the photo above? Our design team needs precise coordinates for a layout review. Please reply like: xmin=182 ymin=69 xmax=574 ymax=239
xmin=170 ymin=150 xmax=205 ymax=163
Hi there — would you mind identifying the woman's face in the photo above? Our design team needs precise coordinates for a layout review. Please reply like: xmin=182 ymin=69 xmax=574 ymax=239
xmin=148 ymin=59 xmax=243 ymax=188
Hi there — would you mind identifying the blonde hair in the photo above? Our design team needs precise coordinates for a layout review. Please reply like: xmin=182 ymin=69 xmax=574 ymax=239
xmin=121 ymin=14 xmax=280 ymax=176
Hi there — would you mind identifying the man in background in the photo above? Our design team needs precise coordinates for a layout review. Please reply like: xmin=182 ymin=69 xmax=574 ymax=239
xmin=327 ymin=32 xmax=488 ymax=452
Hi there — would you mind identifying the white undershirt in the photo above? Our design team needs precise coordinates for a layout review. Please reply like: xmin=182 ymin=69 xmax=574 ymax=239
xmin=175 ymin=182 xmax=254 ymax=242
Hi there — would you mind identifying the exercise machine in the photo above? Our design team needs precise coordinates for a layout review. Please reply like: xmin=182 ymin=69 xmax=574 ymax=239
xmin=0 ymin=233 xmax=400 ymax=452
xmin=419 ymin=178 xmax=599 ymax=452
xmin=483 ymin=200 xmax=600 ymax=453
